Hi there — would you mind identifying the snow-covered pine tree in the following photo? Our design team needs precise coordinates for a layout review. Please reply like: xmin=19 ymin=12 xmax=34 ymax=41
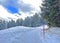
xmin=41 ymin=0 xmax=60 ymax=27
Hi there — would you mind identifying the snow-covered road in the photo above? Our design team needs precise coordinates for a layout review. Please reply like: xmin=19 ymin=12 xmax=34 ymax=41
xmin=0 ymin=26 xmax=60 ymax=43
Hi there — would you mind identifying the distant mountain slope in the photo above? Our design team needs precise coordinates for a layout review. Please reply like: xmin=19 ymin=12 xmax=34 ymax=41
xmin=0 ymin=26 xmax=60 ymax=43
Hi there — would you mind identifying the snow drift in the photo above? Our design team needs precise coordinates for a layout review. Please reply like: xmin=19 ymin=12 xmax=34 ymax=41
xmin=0 ymin=26 xmax=60 ymax=43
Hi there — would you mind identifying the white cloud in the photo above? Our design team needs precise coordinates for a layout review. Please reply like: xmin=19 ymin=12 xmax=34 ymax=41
xmin=0 ymin=0 xmax=42 ymax=20
xmin=0 ymin=5 xmax=18 ymax=20
xmin=22 ymin=0 xmax=42 ymax=11
xmin=18 ymin=0 xmax=42 ymax=19
xmin=16 ymin=11 xmax=34 ymax=20
xmin=0 ymin=5 xmax=33 ymax=20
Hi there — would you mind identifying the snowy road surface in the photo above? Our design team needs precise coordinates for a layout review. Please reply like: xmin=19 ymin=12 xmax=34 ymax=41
xmin=0 ymin=26 xmax=60 ymax=43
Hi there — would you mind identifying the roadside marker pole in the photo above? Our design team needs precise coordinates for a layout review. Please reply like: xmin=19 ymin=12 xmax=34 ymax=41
xmin=43 ymin=25 xmax=45 ymax=38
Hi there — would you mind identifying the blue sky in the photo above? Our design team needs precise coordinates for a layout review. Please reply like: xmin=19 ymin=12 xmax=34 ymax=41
xmin=0 ymin=0 xmax=42 ymax=19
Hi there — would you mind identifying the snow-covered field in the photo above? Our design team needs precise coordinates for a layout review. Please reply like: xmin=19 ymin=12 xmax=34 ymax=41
xmin=0 ymin=26 xmax=60 ymax=43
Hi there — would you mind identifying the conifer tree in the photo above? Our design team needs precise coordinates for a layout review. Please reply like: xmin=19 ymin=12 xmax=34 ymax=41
xmin=41 ymin=0 xmax=60 ymax=27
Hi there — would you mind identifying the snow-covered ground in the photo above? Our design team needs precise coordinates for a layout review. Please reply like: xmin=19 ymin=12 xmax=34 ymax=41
xmin=0 ymin=26 xmax=60 ymax=43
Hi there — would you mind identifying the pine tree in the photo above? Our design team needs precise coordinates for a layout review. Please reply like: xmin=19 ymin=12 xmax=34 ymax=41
xmin=41 ymin=0 xmax=60 ymax=27
xmin=0 ymin=20 xmax=6 ymax=30
xmin=0 ymin=20 xmax=3 ymax=30
xmin=16 ymin=18 xmax=23 ymax=26
xmin=7 ymin=20 xmax=16 ymax=28
xmin=31 ymin=13 xmax=41 ymax=27
xmin=23 ymin=13 xmax=44 ymax=27
xmin=23 ymin=17 xmax=32 ymax=27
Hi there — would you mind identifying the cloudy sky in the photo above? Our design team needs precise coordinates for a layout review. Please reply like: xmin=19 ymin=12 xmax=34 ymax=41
xmin=0 ymin=0 xmax=42 ymax=19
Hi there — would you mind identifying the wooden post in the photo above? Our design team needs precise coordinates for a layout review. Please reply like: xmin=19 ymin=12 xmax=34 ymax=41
xmin=42 ymin=25 xmax=45 ymax=38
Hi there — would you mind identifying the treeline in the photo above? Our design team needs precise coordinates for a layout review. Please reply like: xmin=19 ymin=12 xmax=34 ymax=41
xmin=0 ymin=13 xmax=45 ymax=30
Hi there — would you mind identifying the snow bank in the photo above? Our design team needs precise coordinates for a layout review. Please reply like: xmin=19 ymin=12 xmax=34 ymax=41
xmin=47 ymin=27 xmax=60 ymax=36
xmin=0 ymin=26 xmax=60 ymax=43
